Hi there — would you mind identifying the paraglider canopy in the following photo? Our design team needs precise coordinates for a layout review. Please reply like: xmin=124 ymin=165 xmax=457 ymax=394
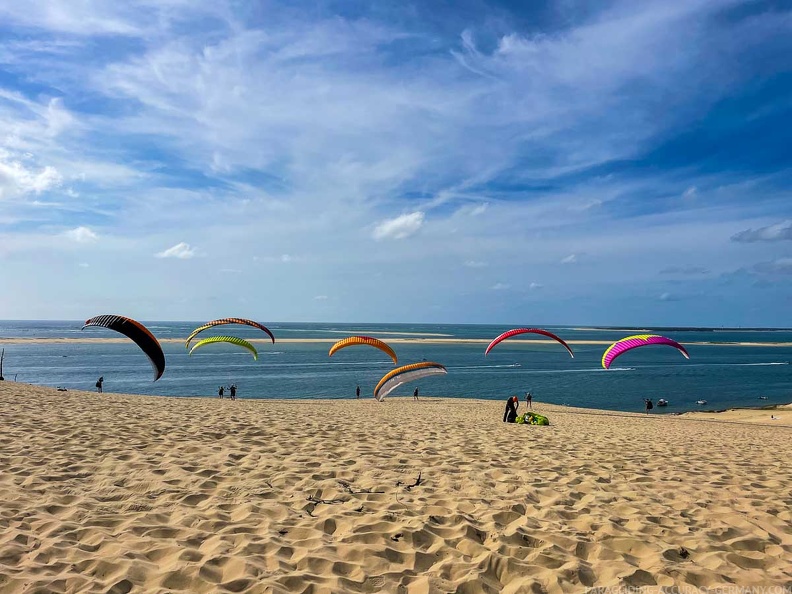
xmin=189 ymin=336 xmax=259 ymax=360
xmin=82 ymin=315 xmax=166 ymax=381
xmin=374 ymin=361 xmax=447 ymax=401
xmin=602 ymin=334 xmax=689 ymax=369
xmin=186 ymin=318 xmax=275 ymax=349
xmin=485 ymin=328 xmax=574 ymax=358
xmin=328 ymin=336 xmax=398 ymax=365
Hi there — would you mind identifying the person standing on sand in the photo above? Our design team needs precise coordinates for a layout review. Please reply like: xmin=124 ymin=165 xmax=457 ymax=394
xmin=356 ymin=385 xmax=361 ymax=399
xmin=525 ymin=391 xmax=533 ymax=410
xmin=644 ymin=398 xmax=654 ymax=414
xmin=218 ymin=386 xmax=224 ymax=399
xmin=230 ymin=384 xmax=237 ymax=400
xmin=504 ymin=395 xmax=519 ymax=422
xmin=96 ymin=376 xmax=103 ymax=393
xmin=413 ymin=387 xmax=419 ymax=400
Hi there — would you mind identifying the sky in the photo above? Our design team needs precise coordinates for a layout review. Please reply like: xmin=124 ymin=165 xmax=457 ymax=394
xmin=0 ymin=0 xmax=790 ymax=326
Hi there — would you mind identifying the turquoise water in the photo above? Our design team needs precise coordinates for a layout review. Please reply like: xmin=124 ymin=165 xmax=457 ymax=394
xmin=1 ymin=321 xmax=790 ymax=413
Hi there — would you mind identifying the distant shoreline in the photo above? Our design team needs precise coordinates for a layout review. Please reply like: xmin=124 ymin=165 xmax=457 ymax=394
xmin=2 ymin=337 xmax=792 ymax=347
xmin=681 ymin=401 xmax=792 ymax=426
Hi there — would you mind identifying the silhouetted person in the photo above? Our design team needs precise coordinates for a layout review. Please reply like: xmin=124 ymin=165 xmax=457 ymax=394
xmin=503 ymin=395 xmax=519 ymax=423
xmin=218 ymin=386 xmax=224 ymax=399
xmin=644 ymin=398 xmax=654 ymax=414
xmin=356 ymin=385 xmax=361 ymax=399
xmin=230 ymin=384 xmax=237 ymax=400
xmin=525 ymin=391 xmax=533 ymax=410
xmin=96 ymin=376 xmax=103 ymax=393
xmin=413 ymin=387 xmax=419 ymax=400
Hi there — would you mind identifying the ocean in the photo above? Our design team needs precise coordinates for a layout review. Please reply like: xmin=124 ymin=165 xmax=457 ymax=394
xmin=1 ymin=321 xmax=790 ymax=413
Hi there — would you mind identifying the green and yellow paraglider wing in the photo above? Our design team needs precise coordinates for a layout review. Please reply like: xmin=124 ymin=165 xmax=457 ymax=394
xmin=189 ymin=336 xmax=259 ymax=360
xmin=185 ymin=318 xmax=275 ymax=349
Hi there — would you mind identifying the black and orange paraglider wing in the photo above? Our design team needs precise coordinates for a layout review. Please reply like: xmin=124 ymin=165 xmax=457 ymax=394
xmin=83 ymin=315 xmax=166 ymax=381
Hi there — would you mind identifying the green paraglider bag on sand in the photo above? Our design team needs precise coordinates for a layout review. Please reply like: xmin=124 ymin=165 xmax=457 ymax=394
xmin=517 ymin=412 xmax=550 ymax=426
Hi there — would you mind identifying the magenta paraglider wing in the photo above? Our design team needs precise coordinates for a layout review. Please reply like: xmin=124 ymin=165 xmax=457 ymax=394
xmin=485 ymin=328 xmax=574 ymax=358
xmin=601 ymin=334 xmax=689 ymax=369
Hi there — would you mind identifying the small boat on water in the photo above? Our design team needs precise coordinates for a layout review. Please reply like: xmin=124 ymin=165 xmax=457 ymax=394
xmin=696 ymin=399 xmax=707 ymax=405
xmin=657 ymin=398 xmax=668 ymax=407
xmin=759 ymin=396 xmax=768 ymax=400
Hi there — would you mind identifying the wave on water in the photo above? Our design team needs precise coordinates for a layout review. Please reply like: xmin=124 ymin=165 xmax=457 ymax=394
xmin=448 ymin=365 xmax=634 ymax=373
xmin=645 ymin=362 xmax=789 ymax=368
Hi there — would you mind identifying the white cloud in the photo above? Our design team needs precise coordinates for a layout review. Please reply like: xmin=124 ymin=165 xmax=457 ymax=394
xmin=753 ymin=258 xmax=792 ymax=275
xmin=314 ymin=295 xmax=328 ymax=300
xmin=0 ymin=154 xmax=62 ymax=199
xmin=682 ymin=186 xmax=697 ymax=199
xmin=372 ymin=212 xmax=424 ymax=240
xmin=469 ymin=203 xmax=488 ymax=216
xmin=528 ymin=282 xmax=543 ymax=290
xmin=464 ymin=260 xmax=487 ymax=268
xmin=63 ymin=226 xmax=98 ymax=242
xmin=569 ymin=198 xmax=603 ymax=212
xmin=732 ymin=221 xmax=792 ymax=243
xmin=491 ymin=282 xmax=510 ymax=290
xmin=561 ymin=254 xmax=577 ymax=264
xmin=660 ymin=266 xmax=709 ymax=275
xmin=155 ymin=242 xmax=196 ymax=259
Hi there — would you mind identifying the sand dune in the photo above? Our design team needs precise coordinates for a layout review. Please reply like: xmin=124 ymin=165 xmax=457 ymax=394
xmin=0 ymin=384 xmax=790 ymax=592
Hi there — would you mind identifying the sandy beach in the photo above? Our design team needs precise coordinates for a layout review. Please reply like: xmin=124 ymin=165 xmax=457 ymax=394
xmin=1 ymin=384 xmax=791 ymax=593
xmin=684 ymin=403 xmax=792 ymax=427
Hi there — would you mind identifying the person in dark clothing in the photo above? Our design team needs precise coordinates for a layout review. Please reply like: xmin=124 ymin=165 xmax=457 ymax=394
xmin=356 ymin=385 xmax=361 ymax=399
xmin=230 ymin=384 xmax=237 ymax=400
xmin=218 ymin=386 xmax=224 ymax=399
xmin=644 ymin=398 xmax=654 ymax=414
xmin=413 ymin=387 xmax=419 ymax=400
xmin=503 ymin=395 xmax=519 ymax=423
xmin=525 ymin=391 xmax=533 ymax=410
xmin=96 ymin=376 xmax=103 ymax=393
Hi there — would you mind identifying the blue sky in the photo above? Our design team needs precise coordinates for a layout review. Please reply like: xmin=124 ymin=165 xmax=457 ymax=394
xmin=0 ymin=0 xmax=790 ymax=326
